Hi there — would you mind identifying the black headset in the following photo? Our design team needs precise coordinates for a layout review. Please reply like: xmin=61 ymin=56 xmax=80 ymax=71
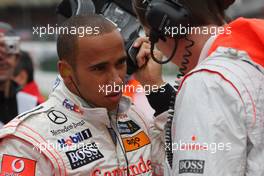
xmin=56 ymin=0 xmax=95 ymax=18
xmin=146 ymin=0 xmax=190 ymax=38
xmin=141 ymin=0 xmax=194 ymax=168
xmin=142 ymin=0 xmax=193 ymax=64
xmin=144 ymin=0 xmax=234 ymax=40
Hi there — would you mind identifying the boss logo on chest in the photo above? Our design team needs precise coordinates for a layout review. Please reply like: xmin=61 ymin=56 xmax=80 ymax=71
xmin=66 ymin=142 xmax=104 ymax=170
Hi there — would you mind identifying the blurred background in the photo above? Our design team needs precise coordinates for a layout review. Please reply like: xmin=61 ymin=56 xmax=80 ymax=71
xmin=1 ymin=0 xmax=263 ymax=96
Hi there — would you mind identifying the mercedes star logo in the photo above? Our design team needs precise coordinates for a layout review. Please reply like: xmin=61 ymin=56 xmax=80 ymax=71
xmin=48 ymin=110 xmax=68 ymax=124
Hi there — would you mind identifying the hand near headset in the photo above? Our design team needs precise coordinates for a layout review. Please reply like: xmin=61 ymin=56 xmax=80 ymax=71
xmin=133 ymin=36 xmax=165 ymax=88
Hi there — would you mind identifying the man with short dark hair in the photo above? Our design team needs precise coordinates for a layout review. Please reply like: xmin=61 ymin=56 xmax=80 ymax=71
xmin=0 ymin=15 xmax=165 ymax=175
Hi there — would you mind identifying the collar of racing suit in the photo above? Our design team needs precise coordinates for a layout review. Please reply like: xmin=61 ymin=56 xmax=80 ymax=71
xmin=198 ymin=35 xmax=218 ymax=63
xmin=49 ymin=75 xmax=132 ymax=127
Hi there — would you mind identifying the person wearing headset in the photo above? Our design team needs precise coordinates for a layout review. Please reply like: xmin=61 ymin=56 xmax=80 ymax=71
xmin=0 ymin=15 xmax=166 ymax=175
xmin=132 ymin=0 xmax=264 ymax=175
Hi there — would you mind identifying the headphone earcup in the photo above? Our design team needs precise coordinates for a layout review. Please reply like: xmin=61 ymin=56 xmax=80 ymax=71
xmin=56 ymin=0 xmax=95 ymax=18
xmin=145 ymin=0 xmax=190 ymax=38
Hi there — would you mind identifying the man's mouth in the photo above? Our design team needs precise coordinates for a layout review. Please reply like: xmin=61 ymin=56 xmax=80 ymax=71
xmin=105 ymin=91 xmax=121 ymax=97
xmin=105 ymin=91 xmax=122 ymax=102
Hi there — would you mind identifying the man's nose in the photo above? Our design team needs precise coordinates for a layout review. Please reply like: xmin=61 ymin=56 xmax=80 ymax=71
xmin=108 ymin=68 xmax=123 ymax=85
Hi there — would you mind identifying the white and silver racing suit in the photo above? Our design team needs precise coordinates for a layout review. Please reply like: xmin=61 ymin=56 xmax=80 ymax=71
xmin=171 ymin=39 xmax=264 ymax=176
xmin=0 ymin=76 xmax=167 ymax=176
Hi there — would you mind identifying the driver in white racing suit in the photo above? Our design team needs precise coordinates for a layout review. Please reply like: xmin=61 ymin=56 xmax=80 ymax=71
xmin=0 ymin=15 xmax=167 ymax=176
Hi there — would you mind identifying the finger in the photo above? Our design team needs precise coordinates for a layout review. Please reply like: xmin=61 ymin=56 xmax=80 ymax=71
xmin=137 ymin=48 xmax=151 ymax=68
xmin=135 ymin=42 xmax=151 ymax=66
xmin=152 ymin=50 xmax=163 ymax=60
xmin=139 ymin=56 xmax=150 ymax=69
xmin=139 ymin=42 xmax=151 ymax=51
xmin=133 ymin=36 xmax=150 ymax=48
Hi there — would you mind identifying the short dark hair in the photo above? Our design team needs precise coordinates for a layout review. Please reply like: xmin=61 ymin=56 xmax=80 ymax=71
xmin=57 ymin=14 xmax=117 ymax=68
xmin=14 ymin=50 xmax=34 ymax=83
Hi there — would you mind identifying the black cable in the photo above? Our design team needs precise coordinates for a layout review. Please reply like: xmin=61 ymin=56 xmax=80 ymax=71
xmin=164 ymin=108 xmax=175 ymax=168
xmin=163 ymin=35 xmax=195 ymax=169
xmin=148 ymin=31 xmax=178 ymax=168
xmin=70 ymin=76 xmax=99 ymax=107
xmin=115 ymin=123 xmax=130 ymax=176
xmin=149 ymin=31 xmax=179 ymax=64
xmin=109 ymin=106 xmax=130 ymax=176
xmin=173 ymin=35 xmax=194 ymax=91
xmin=70 ymin=77 xmax=86 ymax=102
xmin=176 ymin=35 xmax=194 ymax=79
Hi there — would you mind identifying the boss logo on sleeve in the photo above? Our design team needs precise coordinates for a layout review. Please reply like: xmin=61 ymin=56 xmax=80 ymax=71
xmin=179 ymin=160 xmax=205 ymax=174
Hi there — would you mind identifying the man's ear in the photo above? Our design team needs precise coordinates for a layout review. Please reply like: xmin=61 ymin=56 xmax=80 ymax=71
xmin=58 ymin=60 xmax=72 ymax=82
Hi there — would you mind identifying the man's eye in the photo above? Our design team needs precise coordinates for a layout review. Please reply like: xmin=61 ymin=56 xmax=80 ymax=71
xmin=91 ymin=65 xmax=105 ymax=71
